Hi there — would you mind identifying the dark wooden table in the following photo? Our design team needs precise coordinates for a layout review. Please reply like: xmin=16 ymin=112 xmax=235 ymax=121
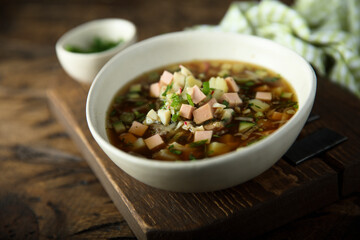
xmin=1 ymin=0 xmax=360 ymax=239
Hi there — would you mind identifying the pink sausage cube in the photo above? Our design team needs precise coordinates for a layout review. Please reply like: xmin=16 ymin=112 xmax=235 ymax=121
xmin=255 ymin=91 xmax=272 ymax=101
xmin=194 ymin=130 xmax=213 ymax=144
xmin=149 ymin=82 xmax=160 ymax=98
xmin=193 ymin=103 xmax=214 ymax=124
xmin=179 ymin=104 xmax=195 ymax=119
xmin=225 ymin=77 xmax=239 ymax=92
xmin=128 ymin=121 xmax=148 ymax=137
xmin=222 ymin=93 xmax=242 ymax=107
xmin=189 ymin=85 xmax=206 ymax=104
xmin=144 ymin=134 xmax=165 ymax=150
xmin=206 ymin=97 xmax=217 ymax=108
xmin=160 ymin=70 xmax=173 ymax=86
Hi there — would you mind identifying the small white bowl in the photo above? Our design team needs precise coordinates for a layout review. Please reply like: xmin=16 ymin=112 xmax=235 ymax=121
xmin=56 ymin=18 xmax=136 ymax=84
xmin=86 ymin=31 xmax=316 ymax=192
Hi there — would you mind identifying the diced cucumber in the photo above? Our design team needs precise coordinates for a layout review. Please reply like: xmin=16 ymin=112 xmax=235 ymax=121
xmin=255 ymin=111 xmax=264 ymax=118
xmin=218 ymin=69 xmax=230 ymax=77
xmin=129 ymin=84 xmax=142 ymax=92
xmin=128 ymin=93 xmax=140 ymax=99
xmin=212 ymin=89 xmax=224 ymax=101
xmin=119 ymin=112 xmax=135 ymax=124
xmin=184 ymin=75 xmax=202 ymax=89
xmin=239 ymin=122 xmax=255 ymax=132
xmin=133 ymin=138 xmax=146 ymax=150
xmin=255 ymin=69 xmax=267 ymax=78
xmin=209 ymin=77 xmax=228 ymax=92
xmin=113 ymin=121 xmax=126 ymax=134
xmin=280 ymin=92 xmax=293 ymax=99
xmin=249 ymin=99 xmax=270 ymax=112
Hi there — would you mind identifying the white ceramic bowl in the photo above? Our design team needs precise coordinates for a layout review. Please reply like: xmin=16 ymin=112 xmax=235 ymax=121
xmin=56 ymin=18 xmax=137 ymax=83
xmin=86 ymin=31 xmax=316 ymax=192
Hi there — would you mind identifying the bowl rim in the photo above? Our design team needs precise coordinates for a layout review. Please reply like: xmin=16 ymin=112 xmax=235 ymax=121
xmin=86 ymin=31 xmax=317 ymax=169
xmin=55 ymin=18 xmax=137 ymax=58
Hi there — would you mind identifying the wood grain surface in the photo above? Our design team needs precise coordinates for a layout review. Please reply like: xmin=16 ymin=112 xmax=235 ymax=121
xmin=1 ymin=0 xmax=360 ymax=239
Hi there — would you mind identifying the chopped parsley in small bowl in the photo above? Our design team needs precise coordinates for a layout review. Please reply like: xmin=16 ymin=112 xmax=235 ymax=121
xmin=56 ymin=18 xmax=136 ymax=83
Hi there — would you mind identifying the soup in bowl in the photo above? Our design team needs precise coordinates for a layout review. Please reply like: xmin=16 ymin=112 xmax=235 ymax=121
xmin=86 ymin=31 xmax=316 ymax=192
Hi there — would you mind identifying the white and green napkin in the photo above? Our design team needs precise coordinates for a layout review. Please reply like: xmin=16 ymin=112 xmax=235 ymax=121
xmin=190 ymin=0 xmax=360 ymax=97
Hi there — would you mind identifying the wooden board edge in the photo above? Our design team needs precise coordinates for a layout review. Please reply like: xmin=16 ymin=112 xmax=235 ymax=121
xmin=144 ymin=166 xmax=339 ymax=240
xmin=46 ymin=88 xmax=148 ymax=240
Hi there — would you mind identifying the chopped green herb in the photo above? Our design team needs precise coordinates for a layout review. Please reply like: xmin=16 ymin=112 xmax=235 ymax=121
xmin=202 ymin=81 xmax=210 ymax=95
xmin=171 ymin=94 xmax=181 ymax=110
xmin=169 ymin=148 xmax=182 ymax=155
xmin=213 ymin=135 xmax=220 ymax=138
xmin=245 ymin=81 xmax=255 ymax=87
xmin=190 ymin=139 xmax=208 ymax=147
xmin=162 ymin=83 xmax=173 ymax=96
xmin=134 ymin=111 xmax=145 ymax=121
xmin=171 ymin=112 xmax=179 ymax=122
xmin=222 ymin=100 xmax=229 ymax=108
xmin=189 ymin=154 xmax=197 ymax=160
xmin=186 ymin=93 xmax=194 ymax=107
xmin=160 ymin=101 xmax=167 ymax=109
xmin=65 ymin=37 xmax=123 ymax=53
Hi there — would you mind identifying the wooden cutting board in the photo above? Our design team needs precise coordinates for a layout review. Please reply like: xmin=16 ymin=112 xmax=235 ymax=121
xmin=46 ymin=73 xmax=360 ymax=240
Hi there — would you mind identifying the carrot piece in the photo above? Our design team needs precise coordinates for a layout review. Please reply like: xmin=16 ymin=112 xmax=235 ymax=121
xmin=270 ymin=111 xmax=283 ymax=120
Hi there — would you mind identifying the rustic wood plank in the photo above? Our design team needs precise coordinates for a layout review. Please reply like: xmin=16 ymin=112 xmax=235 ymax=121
xmin=0 ymin=89 xmax=136 ymax=239
xmin=297 ymin=76 xmax=360 ymax=196
xmin=47 ymin=72 xmax=339 ymax=240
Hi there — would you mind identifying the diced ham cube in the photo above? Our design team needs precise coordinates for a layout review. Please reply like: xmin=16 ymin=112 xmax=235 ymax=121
xmin=225 ymin=77 xmax=239 ymax=92
xmin=128 ymin=121 xmax=148 ymax=136
xmin=193 ymin=103 xmax=214 ymax=124
xmin=149 ymin=82 xmax=160 ymax=98
xmin=160 ymin=70 xmax=173 ymax=86
xmin=144 ymin=134 xmax=165 ymax=150
xmin=222 ymin=93 xmax=242 ymax=107
xmin=179 ymin=104 xmax=195 ymax=119
xmin=189 ymin=85 xmax=206 ymax=104
xmin=255 ymin=91 xmax=272 ymax=101
xmin=194 ymin=130 xmax=213 ymax=144
xmin=206 ymin=97 xmax=217 ymax=108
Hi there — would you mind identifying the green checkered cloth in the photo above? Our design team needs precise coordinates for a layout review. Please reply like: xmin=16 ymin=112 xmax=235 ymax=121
xmin=190 ymin=0 xmax=360 ymax=97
